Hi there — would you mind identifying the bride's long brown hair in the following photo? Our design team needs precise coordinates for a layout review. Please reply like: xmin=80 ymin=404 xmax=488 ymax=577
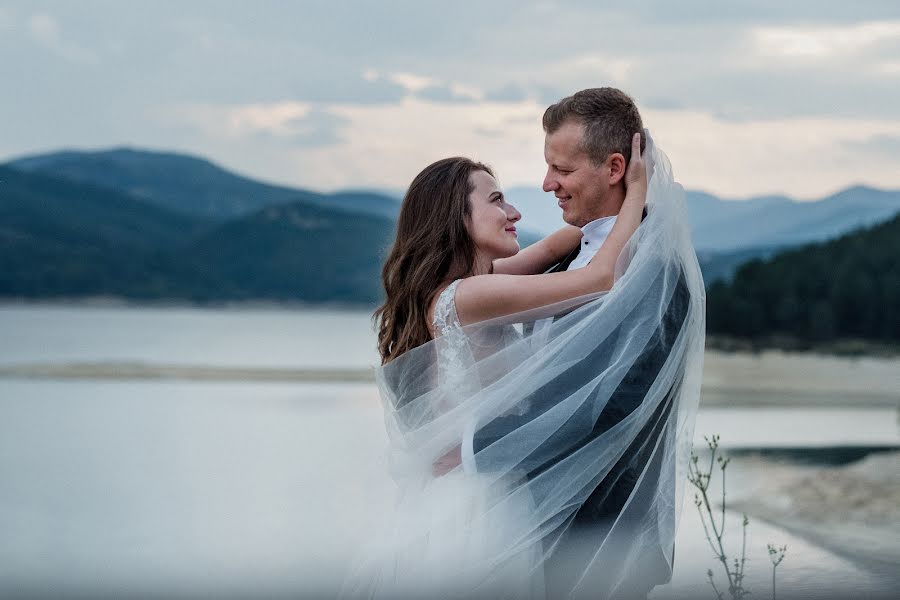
xmin=375 ymin=157 xmax=493 ymax=364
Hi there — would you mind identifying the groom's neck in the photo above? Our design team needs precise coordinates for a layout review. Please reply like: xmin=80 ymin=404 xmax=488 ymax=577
xmin=592 ymin=185 xmax=627 ymax=219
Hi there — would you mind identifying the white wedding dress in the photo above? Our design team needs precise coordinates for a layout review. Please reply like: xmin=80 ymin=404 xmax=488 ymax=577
xmin=340 ymin=279 xmax=545 ymax=599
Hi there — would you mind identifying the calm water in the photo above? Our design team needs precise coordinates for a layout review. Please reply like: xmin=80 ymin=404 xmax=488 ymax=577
xmin=1 ymin=304 xmax=897 ymax=598
xmin=0 ymin=303 xmax=380 ymax=369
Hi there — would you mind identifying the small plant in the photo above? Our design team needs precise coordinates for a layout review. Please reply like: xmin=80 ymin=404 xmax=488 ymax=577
xmin=767 ymin=544 xmax=787 ymax=600
xmin=688 ymin=434 xmax=787 ymax=600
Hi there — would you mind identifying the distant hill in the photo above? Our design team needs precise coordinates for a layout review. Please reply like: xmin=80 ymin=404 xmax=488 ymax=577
xmin=707 ymin=213 xmax=900 ymax=344
xmin=11 ymin=148 xmax=898 ymax=256
xmin=0 ymin=166 xmax=219 ymax=299
xmin=688 ymin=186 xmax=900 ymax=253
xmin=4 ymin=146 xmax=897 ymax=307
xmin=185 ymin=202 xmax=394 ymax=303
xmin=505 ymin=185 xmax=900 ymax=253
xmin=6 ymin=147 xmax=401 ymax=221
xmin=1 ymin=148 xmax=554 ymax=305
xmin=505 ymin=184 xmax=900 ymax=284
xmin=0 ymin=165 xmax=393 ymax=304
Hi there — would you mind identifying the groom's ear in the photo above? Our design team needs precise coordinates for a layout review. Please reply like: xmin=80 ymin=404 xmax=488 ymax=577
xmin=606 ymin=153 xmax=626 ymax=186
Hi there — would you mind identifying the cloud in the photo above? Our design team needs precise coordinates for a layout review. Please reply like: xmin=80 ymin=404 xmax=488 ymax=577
xmin=0 ymin=7 xmax=13 ymax=30
xmin=484 ymin=84 xmax=530 ymax=103
xmin=416 ymin=85 xmax=466 ymax=103
xmin=416 ymin=84 xmax=480 ymax=104
xmin=375 ymin=71 xmax=483 ymax=102
xmin=642 ymin=108 xmax=900 ymax=199
xmin=386 ymin=72 xmax=440 ymax=94
xmin=226 ymin=102 xmax=314 ymax=137
xmin=844 ymin=133 xmax=900 ymax=157
xmin=363 ymin=70 xmax=484 ymax=104
xmin=168 ymin=101 xmax=348 ymax=148
xmin=287 ymin=109 xmax=349 ymax=148
xmin=27 ymin=12 xmax=97 ymax=64
xmin=642 ymin=97 xmax=685 ymax=111
xmin=4 ymin=2 xmax=900 ymax=199
xmin=161 ymin=92 xmax=900 ymax=199
xmin=285 ymin=97 xmax=548 ymax=191
xmin=750 ymin=21 xmax=900 ymax=61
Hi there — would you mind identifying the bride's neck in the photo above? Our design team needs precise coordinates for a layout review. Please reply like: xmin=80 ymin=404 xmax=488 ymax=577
xmin=471 ymin=252 xmax=493 ymax=276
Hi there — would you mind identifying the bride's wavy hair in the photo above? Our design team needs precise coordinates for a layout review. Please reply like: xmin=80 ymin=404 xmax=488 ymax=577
xmin=375 ymin=157 xmax=493 ymax=364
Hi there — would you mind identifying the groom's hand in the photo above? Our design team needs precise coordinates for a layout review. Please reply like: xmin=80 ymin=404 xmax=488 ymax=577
xmin=432 ymin=445 xmax=462 ymax=477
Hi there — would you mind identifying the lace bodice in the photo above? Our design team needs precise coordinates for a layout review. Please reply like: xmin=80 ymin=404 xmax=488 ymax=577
xmin=432 ymin=279 xmax=463 ymax=336
xmin=431 ymin=279 xmax=527 ymax=416
xmin=432 ymin=280 xmax=470 ymax=390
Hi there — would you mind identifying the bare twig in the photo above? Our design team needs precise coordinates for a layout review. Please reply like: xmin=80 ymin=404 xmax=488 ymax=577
xmin=689 ymin=434 xmax=787 ymax=600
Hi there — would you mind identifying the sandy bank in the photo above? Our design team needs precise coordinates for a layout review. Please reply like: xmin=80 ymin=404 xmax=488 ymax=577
xmin=732 ymin=451 xmax=900 ymax=568
xmin=703 ymin=350 xmax=900 ymax=402
xmin=1 ymin=350 xmax=898 ymax=408
xmin=701 ymin=350 xmax=899 ymax=407
xmin=0 ymin=362 xmax=374 ymax=383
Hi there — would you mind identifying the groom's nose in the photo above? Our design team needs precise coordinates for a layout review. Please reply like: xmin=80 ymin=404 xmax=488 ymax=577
xmin=542 ymin=169 xmax=559 ymax=193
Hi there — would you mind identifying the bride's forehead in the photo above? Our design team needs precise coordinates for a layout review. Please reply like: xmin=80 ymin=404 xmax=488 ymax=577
xmin=469 ymin=170 xmax=500 ymax=194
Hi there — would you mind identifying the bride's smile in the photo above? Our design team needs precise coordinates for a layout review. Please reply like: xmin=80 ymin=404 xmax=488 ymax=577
xmin=467 ymin=169 xmax=522 ymax=261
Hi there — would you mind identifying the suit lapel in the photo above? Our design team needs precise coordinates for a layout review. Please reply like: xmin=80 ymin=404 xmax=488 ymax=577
xmin=547 ymin=245 xmax=581 ymax=274
xmin=522 ymin=246 xmax=582 ymax=333
xmin=529 ymin=209 xmax=646 ymax=331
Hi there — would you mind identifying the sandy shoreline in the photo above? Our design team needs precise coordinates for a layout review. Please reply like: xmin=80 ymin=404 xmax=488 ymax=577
xmin=702 ymin=350 xmax=900 ymax=405
xmin=2 ymin=350 xmax=898 ymax=407
xmin=0 ymin=362 xmax=376 ymax=383
xmin=731 ymin=451 xmax=900 ymax=571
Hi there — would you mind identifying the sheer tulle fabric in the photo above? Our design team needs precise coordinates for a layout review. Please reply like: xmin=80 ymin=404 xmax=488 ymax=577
xmin=341 ymin=141 xmax=705 ymax=599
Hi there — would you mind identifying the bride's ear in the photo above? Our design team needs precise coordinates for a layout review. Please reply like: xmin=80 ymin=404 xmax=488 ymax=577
xmin=607 ymin=153 xmax=626 ymax=185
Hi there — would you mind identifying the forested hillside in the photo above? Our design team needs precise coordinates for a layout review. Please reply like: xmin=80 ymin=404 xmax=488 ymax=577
xmin=707 ymin=214 xmax=900 ymax=344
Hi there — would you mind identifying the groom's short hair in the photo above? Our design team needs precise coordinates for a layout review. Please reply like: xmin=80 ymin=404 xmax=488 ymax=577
xmin=543 ymin=87 xmax=645 ymax=166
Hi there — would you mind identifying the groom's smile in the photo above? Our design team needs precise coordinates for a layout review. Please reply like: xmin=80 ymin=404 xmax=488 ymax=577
xmin=543 ymin=120 xmax=616 ymax=228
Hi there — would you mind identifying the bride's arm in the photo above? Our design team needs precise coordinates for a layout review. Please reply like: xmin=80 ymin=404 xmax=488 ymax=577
xmin=454 ymin=133 xmax=647 ymax=326
xmin=491 ymin=225 xmax=582 ymax=275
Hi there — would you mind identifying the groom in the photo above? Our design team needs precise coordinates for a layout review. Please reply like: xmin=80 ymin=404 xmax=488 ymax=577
xmin=462 ymin=88 xmax=691 ymax=599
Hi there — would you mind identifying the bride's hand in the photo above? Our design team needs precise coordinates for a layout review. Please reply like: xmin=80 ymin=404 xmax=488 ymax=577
xmin=432 ymin=445 xmax=462 ymax=477
xmin=623 ymin=132 xmax=647 ymax=203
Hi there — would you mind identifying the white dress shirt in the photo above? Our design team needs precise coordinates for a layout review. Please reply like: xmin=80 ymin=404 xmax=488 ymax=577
xmin=460 ymin=215 xmax=618 ymax=474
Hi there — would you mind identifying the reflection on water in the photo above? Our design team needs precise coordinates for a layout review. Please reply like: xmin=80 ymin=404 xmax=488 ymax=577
xmin=1 ymin=379 xmax=897 ymax=598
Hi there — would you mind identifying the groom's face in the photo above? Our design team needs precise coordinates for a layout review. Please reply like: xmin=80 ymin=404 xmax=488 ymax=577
xmin=542 ymin=120 xmax=611 ymax=227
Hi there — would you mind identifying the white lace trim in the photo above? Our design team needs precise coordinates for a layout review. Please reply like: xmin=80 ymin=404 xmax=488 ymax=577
xmin=432 ymin=279 xmax=463 ymax=337
xmin=432 ymin=280 xmax=471 ymax=399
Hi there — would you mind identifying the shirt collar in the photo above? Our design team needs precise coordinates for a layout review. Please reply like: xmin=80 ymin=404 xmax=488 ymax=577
xmin=579 ymin=215 xmax=617 ymax=248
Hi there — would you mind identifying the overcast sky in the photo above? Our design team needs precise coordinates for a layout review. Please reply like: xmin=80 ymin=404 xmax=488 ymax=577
xmin=2 ymin=1 xmax=899 ymax=199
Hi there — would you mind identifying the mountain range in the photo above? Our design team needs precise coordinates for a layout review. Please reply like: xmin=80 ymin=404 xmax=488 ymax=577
xmin=0 ymin=157 xmax=394 ymax=304
xmin=2 ymin=147 xmax=898 ymax=305
xmin=502 ymin=184 xmax=900 ymax=254
xmin=8 ymin=148 xmax=402 ymax=221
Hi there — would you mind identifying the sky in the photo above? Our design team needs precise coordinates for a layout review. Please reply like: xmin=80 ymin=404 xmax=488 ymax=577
xmin=2 ymin=0 xmax=900 ymax=199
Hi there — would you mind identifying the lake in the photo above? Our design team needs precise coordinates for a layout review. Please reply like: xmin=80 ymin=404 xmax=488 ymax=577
xmin=1 ymin=303 xmax=898 ymax=598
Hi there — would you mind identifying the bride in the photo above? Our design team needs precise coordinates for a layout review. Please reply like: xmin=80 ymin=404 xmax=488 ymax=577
xmin=342 ymin=122 xmax=705 ymax=599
